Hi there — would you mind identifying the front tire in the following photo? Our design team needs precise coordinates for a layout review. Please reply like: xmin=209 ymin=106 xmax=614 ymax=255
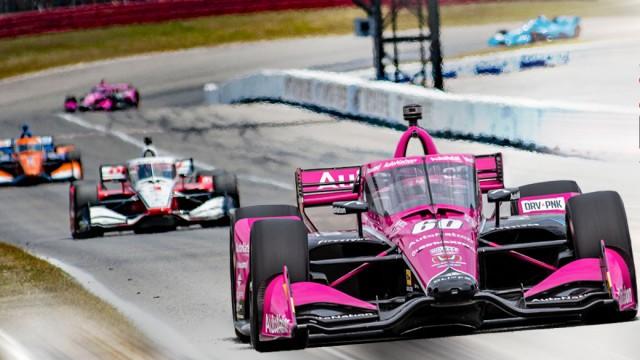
xmin=229 ymin=205 xmax=300 ymax=342
xmin=567 ymin=191 xmax=637 ymax=321
xmin=71 ymin=181 xmax=102 ymax=239
xmin=249 ymin=218 xmax=309 ymax=352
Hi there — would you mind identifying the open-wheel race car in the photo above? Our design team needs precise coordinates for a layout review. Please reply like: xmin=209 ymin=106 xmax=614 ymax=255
xmin=64 ymin=80 xmax=139 ymax=112
xmin=488 ymin=15 xmax=581 ymax=47
xmin=230 ymin=105 xmax=636 ymax=351
xmin=0 ymin=125 xmax=83 ymax=185
xmin=70 ymin=138 xmax=239 ymax=238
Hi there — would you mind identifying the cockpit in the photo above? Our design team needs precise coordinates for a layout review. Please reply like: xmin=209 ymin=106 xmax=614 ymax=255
xmin=128 ymin=161 xmax=176 ymax=184
xmin=16 ymin=143 xmax=42 ymax=152
xmin=363 ymin=157 xmax=477 ymax=215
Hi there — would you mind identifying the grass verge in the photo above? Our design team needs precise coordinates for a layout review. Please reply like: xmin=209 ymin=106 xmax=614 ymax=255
xmin=0 ymin=0 xmax=636 ymax=80
xmin=0 ymin=242 xmax=160 ymax=358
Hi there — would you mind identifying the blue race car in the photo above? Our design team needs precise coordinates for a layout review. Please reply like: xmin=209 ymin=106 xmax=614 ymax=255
xmin=489 ymin=15 xmax=581 ymax=47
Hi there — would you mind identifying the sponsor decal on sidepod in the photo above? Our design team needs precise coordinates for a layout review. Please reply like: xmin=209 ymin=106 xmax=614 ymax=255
xmin=520 ymin=197 xmax=565 ymax=213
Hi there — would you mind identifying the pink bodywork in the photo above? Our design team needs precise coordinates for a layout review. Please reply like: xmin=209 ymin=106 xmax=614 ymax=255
xmin=517 ymin=192 xmax=580 ymax=215
xmin=525 ymin=248 xmax=636 ymax=311
xmin=475 ymin=153 xmax=504 ymax=193
xmin=250 ymin=122 xmax=636 ymax=340
xmin=260 ymin=274 xmax=377 ymax=340
xmin=362 ymin=155 xmax=481 ymax=290
xmin=292 ymin=282 xmax=377 ymax=309
xmin=80 ymin=82 xmax=138 ymax=109
xmin=260 ymin=271 xmax=296 ymax=340
xmin=393 ymin=125 xmax=438 ymax=158
xmin=297 ymin=167 xmax=359 ymax=207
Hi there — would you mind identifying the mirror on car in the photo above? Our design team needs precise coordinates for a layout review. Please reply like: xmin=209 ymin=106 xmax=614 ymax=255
xmin=176 ymin=158 xmax=194 ymax=178
xmin=332 ymin=200 xmax=368 ymax=215
xmin=488 ymin=188 xmax=518 ymax=203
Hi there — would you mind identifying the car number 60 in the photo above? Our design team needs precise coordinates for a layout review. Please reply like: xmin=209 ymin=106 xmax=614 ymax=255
xmin=411 ymin=219 xmax=463 ymax=234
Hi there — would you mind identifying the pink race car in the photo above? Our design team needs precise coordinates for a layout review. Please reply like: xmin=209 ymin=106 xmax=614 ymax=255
xmin=64 ymin=80 xmax=139 ymax=112
xmin=230 ymin=104 xmax=637 ymax=351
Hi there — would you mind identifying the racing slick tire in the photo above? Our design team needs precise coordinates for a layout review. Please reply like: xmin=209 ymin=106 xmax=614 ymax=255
xmin=197 ymin=170 xmax=240 ymax=228
xmin=64 ymin=96 xmax=77 ymax=113
xmin=71 ymin=181 xmax=102 ymax=239
xmin=531 ymin=32 xmax=545 ymax=42
xmin=213 ymin=172 xmax=240 ymax=209
xmin=132 ymin=91 xmax=140 ymax=108
xmin=566 ymin=191 xmax=637 ymax=321
xmin=66 ymin=150 xmax=81 ymax=162
xmin=512 ymin=180 xmax=581 ymax=215
xmin=67 ymin=150 xmax=83 ymax=181
xmin=229 ymin=205 xmax=300 ymax=342
xmin=573 ymin=25 xmax=581 ymax=38
xmin=249 ymin=218 xmax=309 ymax=352
xmin=196 ymin=170 xmax=240 ymax=208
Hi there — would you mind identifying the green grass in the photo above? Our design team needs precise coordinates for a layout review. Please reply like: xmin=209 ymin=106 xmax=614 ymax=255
xmin=0 ymin=243 xmax=115 ymax=322
xmin=0 ymin=242 xmax=159 ymax=356
xmin=0 ymin=0 xmax=635 ymax=79
xmin=0 ymin=242 xmax=133 ymax=331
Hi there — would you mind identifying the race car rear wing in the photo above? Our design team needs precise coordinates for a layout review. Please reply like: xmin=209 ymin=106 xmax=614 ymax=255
xmin=475 ymin=153 xmax=504 ymax=193
xmin=295 ymin=166 xmax=361 ymax=231
xmin=100 ymin=164 xmax=128 ymax=182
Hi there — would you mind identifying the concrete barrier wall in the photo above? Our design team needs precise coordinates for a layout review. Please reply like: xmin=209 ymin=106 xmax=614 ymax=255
xmin=205 ymin=68 xmax=634 ymax=158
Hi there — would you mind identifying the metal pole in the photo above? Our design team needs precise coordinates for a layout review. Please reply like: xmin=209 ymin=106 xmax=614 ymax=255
xmin=427 ymin=0 xmax=443 ymax=90
xmin=416 ymin=0 xmax=427 ymax=87
xmin=390 ymin=0 xmax=400 ymax=82
xmin=372 ymin=0 xmax=385 ymax=80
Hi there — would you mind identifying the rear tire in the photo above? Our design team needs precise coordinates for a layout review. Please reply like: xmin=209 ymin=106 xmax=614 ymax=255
xmin=71 ymin=181 xmax=101 ymax=239
xmin=249 ymin=219 xmax=309 ymax=352
xmin=66 ymin=150 xmax=81 ymax=162
xmin=512 ymin=180 xmax=581 ymax=215
xmin=573 ymin=25 xmax=581 ymax=38
xmin=64 ymin=96 xmax=77 ymax=113
xmin=134 ymin=91 xmax=140 ymax=108
xmin=213 ymin=171 xmax=240 ymax=209
xmin=229 ymin=205 xmax=300 ymax=342
xmin=566 ymin=191 xmax=637 ymax=321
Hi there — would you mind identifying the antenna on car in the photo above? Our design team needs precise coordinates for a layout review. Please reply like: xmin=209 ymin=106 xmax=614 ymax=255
xmin=403 ymin=104 xmax=422 ymax=128
xmin=142 ymin=137 xmax=156 ymax=157
xmin=20 ymin=124 xmax=32 ymax=138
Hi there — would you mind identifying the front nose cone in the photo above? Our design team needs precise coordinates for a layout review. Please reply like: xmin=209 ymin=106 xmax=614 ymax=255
xmin=427 ymin=268 xmax=477 ymax=301
xmin=18 ymin=153 xmax=43 ymax=177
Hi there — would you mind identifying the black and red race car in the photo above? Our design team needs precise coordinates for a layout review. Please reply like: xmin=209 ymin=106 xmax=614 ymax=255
xmin=229 ymin=105 xmax=636 ymax=351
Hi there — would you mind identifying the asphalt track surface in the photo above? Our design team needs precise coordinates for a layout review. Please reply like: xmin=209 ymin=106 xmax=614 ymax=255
xmin=1 ymin=18 xmax=640 ymax=360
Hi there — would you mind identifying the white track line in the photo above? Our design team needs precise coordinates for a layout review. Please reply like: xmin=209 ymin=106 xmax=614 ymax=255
xmin=44 ymin=256 xmax=204 ymax=360
xmin=57 ymin=113 xmax=293 ymax=190
xmin=0 ymin=329 xmax=33 ymax=360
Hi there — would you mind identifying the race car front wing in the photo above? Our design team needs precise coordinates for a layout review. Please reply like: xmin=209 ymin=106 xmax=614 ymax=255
xmin=86 ymin=195 xmax=229 ymax=230
xmin=255 ymin=246 xmax=635 ymax=345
